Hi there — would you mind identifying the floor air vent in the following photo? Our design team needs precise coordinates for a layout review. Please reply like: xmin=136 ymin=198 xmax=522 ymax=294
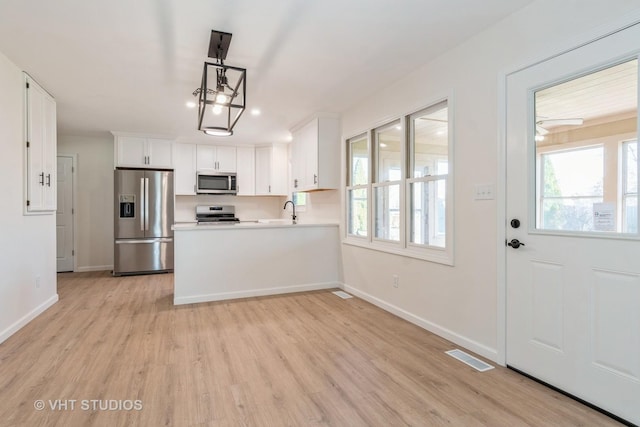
xmin=445 ymin=349 xmax=494 ymax=372
xmin=332 ymin=290 xmax=353 ymax=299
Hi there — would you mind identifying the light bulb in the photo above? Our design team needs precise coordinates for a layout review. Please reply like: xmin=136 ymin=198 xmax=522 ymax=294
xmin=212 ymin=105 xmax=223 ymax=115
xmin=215 ymin=93 xmax=229 ymax=104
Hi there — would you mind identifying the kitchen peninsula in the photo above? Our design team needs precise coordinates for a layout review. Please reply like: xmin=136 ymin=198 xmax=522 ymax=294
xmin=172 ymin=222 xmax=341 ymax=305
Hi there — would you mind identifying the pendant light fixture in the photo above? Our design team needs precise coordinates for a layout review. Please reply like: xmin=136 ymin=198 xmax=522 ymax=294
xmin=193 ymin=30 xmax=246 ymax=137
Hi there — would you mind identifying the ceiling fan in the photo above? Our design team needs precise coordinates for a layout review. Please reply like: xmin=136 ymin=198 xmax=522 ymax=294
xmin=536 ymin=117 xmax=584 ymax=135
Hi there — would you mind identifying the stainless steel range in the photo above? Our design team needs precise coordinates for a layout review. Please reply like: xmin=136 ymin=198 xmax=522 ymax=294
xmin=196 ymin=205 xmax=240 ymax=224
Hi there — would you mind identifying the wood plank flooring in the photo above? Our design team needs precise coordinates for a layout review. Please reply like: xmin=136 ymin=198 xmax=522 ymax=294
xmin=0 ymin=271 xmax=622 ymax=426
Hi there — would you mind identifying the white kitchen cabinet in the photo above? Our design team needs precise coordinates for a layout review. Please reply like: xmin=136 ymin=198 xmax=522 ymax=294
xmin=291 ymin=116 xmax=340 ymax=191
xmin=25 ymin=74 xmax=57 ymax=213
xmin=174 ymin=143 xmax=197 ymax=195
xmin=255 ymin=144 xmax=288 ymax=196
xmin=196 ymin=145 xmax=236 ymax=172
xmin=236 ymin=146 xmax=255 ymax=196
xmin=114 ymin=135 xmax=174 ymax=169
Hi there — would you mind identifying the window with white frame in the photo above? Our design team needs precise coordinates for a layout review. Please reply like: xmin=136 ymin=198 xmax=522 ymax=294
xmin=622 ymin=140 xmax=638 ymax=233
xmin=538 ymin=145 xmax=604 ymax=232
xmin=408 ymin=102 xmax=449 ymax=248
xmin=344 ymin=99 xmax=453 ymax=264
xmin=346 ymin=134 xmax=368 ymax=237
xmin=374 ymin=121 xmax=402 ymax=242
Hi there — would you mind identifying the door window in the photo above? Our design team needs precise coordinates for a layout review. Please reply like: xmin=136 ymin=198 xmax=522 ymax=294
xmin=534 ymin=59 xmax=638 ymax=234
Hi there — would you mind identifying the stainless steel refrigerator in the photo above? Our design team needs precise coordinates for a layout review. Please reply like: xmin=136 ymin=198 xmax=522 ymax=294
xmin=113 ymin=169 xmax=174 ymax=276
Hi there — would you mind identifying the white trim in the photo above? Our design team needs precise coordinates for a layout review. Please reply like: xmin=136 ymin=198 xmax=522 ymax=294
xmin=497 ymin=14 xmax=640 ymax=366
xmin=173 ymin=282 xmax=340 ymax=305
xmin=76 ymin=265 xmax=114 ymax=273
xmin=0 ymin=294 xmax=59 ymax=345
xmin=343 ymin=284 xmax=498 ymax=362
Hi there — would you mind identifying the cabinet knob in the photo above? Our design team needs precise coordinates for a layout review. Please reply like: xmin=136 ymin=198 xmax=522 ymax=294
xmin=313 ymin=174 xmax=318 ymax=184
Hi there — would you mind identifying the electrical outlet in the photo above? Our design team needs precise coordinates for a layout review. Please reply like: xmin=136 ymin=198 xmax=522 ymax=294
xmin=35 ymin=276 xmax=41 ymax=289
xmin=393 ymin=274 xmax=399 ymax=288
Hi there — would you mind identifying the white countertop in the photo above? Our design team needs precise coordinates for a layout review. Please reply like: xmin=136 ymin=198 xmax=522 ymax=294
xmin=172 ymin=221 xmax=339 ymax=231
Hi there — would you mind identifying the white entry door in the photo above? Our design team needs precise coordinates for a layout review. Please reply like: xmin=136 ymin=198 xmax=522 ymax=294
xmin=56 ymin=156 xmax=74 ymax=272
xmin=506 ymin=24 xmax=640 ymax=424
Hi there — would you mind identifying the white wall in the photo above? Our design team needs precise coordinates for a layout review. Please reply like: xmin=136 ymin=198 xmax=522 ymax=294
xmin=0 ymin=51 xmax=58 ymax=344
xmin=293 ymin=190 xmax=341 ymax=224
xmin=340 ymin=0 xmax=640 ymax=361
xmin=57 ymin=134 xmax=114 ymax=271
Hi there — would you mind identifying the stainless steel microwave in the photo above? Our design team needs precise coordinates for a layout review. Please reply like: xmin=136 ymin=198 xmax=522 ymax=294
xmin=196 ymin=172 xmax=237 ymax=194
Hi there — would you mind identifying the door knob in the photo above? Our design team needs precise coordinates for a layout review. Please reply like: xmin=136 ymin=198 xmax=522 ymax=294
xmin=510 ymin=219 xmax=520 ymax=228
xmin=507 ymin=239 xmax=525 ymax=249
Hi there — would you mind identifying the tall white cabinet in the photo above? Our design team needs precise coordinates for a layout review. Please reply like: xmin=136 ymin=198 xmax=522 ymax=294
xmin=291 ymin=116 xmax=340 ymax=192
xmin=25 ymin=74 xmax=57 ymax=213
xmin=236 ymin=146 xmax=255 ymax=196
xmin=174 ymin=143 xmax=197 ymax=195
xmin=255 ymin=144 xmax=288 ymax=196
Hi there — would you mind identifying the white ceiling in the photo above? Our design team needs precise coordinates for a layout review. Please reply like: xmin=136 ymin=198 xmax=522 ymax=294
xmin=0 ymin=0 xmax=533 ymax=144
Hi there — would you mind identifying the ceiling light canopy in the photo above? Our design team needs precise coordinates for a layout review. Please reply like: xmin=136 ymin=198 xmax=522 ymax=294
xmin=193 ymin=30 xmax=246 ymax=137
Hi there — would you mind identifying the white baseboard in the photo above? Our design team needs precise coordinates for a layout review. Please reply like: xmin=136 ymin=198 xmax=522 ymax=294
xmin=75 ymin=265 xmax=113 ymax=273
xmin=342 ymin=284 xmax=498 ymax=363
xmin=0 ymin=294 xmax=59 ymax=345
xmin=174 ymin=282 xmax=340 ymax=305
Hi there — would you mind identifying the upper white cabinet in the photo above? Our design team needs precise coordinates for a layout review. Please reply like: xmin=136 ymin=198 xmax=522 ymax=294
xmin=196 ymin=145 xmax=236 ymax=173
xmin=174 ymin=143 xmax=197 ymax=195
xmin=236 ymin=146 xmax=255 ymax=196
xmin=25 ymin=74 xmax=57 ymax=213
xmin=114 ymin=134 xmax=174 ymax=169
xmin=255 ymin=144 xmax=288 ymax=196
xmin=291 ymin=116 xmax=340 ymax=191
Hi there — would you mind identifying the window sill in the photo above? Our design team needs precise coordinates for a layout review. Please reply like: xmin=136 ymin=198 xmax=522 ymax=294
xmin=342 ymin=237 xmax=454 ymax=266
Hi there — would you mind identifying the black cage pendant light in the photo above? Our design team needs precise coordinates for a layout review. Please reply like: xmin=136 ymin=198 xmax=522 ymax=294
xmin=193 ymin=30 xmax=246 ymax=137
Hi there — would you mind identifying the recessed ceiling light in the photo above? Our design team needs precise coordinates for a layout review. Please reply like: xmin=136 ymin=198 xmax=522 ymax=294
xmin=186 ymin=101 xmax=197 ymax=108
xmin=251 ymin=108 xmax=261 ymax=116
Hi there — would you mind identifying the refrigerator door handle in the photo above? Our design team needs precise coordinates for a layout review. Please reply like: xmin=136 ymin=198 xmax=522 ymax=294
xmin=115 ymin=238 xmax=173 ymax=244
xmin=140 ymin=177 xmax=145 ymax=231
xmin=144 ymin=177 xmax=150 ymax=231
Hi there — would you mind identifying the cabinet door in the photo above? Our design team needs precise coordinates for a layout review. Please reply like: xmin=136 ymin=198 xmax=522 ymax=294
xmin=174 ymin=143 xmax=196 ymax=195
xmin=25 ymin=76 xmax=57 ymax=212
xmin=270 ymin=144 xmax=289 ymax=196
xmin=26 ymin=79 xmax=45 ymax=211
xmin=196 ymin=145 xmax=216 ymax=170
xmin=255 ymin=146 xmax=272 ymax=195
xmin=216 ymin=146 xmax=237 ymax=172
xmin=236 ymin=146 xmax=255 ymax=196
xmin=42 ymin=95 xmax=57 ymax=210
xmin=291 ymin=135 xmax=303 ymax=191
xmin=116 ymin=137 xmax=147 ymax=167
xmin=147 ymin=138 xmax=173 ymax=168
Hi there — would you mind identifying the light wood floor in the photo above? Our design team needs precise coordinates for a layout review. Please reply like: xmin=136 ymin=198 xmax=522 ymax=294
xmin=0 ymin=272 xmax=622 ymax=427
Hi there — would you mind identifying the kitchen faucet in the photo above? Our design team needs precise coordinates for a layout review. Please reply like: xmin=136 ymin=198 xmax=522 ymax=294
xmin=283 ymin=200 xmax=297 ymax=224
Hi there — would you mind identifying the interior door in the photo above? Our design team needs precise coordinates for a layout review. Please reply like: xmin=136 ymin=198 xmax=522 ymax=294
xmin=56 ymin=156 xmax=74 ymax=272
xmin=506 ymin=24 xmax=640 ymax=425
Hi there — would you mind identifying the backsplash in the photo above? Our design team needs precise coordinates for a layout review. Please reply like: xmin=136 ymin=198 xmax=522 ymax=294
xmin=175 ymin=195 xmax=286 ymax=222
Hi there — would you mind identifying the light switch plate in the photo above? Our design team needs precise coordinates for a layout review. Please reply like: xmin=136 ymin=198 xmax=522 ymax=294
xmin=474 ymin=184 xmax=494 ymax=200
